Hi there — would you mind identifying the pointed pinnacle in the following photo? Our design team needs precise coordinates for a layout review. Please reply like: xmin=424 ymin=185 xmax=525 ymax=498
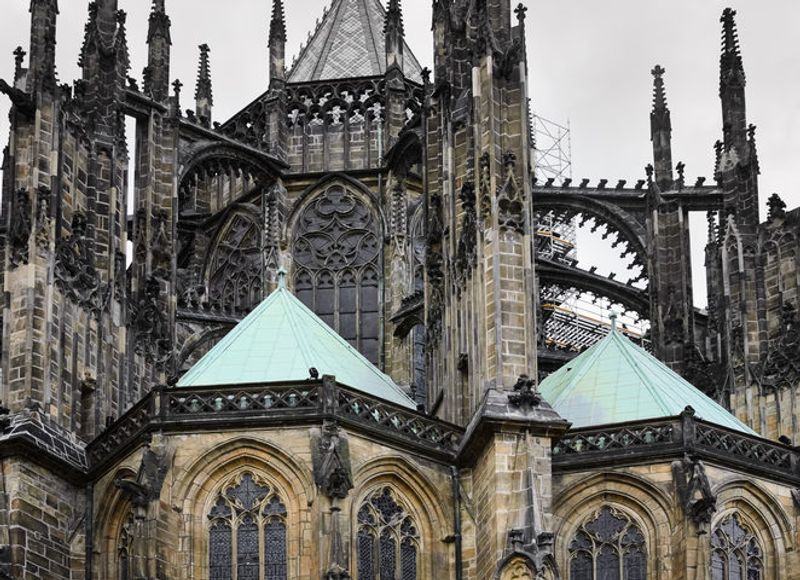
xmin=152 ymin=0 xmax=165 ymax=12
xmin=720 ymin=8 xmax=745 ymax=94
xmin=385 ymin=0 xmax=404 ymax=36
xmin=269 ymin=0 xmax=286 ymax=45
xmin=195 ymin=43 xmax=213 ymax=105
xmin=651 ymin=65 xmax=668 ymax=111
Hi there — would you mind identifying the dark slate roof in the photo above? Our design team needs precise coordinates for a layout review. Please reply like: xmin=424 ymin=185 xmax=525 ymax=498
xmin=288 ymin=0 xmax=423 ymax=83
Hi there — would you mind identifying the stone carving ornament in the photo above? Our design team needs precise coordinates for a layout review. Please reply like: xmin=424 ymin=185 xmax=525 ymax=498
xmin=131 ymin=277 xmax=170 ymax=365
xmin=672 ymin=453 xmax=717 ymax=532
xmin=758 ymin=303 xmax=800 ymax=390
xmin=497 ymin=152 xmax=526 ymax=234
xmin=454 ymin=180 xmax=477 ymax=292
xmin=311 ymin=421 xmax=353 ymax=499
xmin=54 ymin=212 xmax=101 ymax=308
xmin=8 ymin=188 xmax=32 ymax=268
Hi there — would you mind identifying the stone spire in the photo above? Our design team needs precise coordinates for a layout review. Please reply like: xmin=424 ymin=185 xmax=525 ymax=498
xmin=144 ymin=0 xmax=171 ymax=101
xmin=268 ymin=0 xmax=286 ymax=88
xmin=719 ymin=8 xmax=747 ymax=152
xmin=194 ymin=43 xmax=213 ymax=126
xmin=650 ymin=65 xmax=673 ymax=190
xmin=385 ymin=0 xmax=404 ymax=71
xmin=27 ymin=0 xmax=59 ymax=92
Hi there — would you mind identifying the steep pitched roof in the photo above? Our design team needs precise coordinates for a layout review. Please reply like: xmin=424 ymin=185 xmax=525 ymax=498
xmin=287 ymin=0 xmax=423 ymax=83
xmin=178 ymin=275 xmax=416 ymax=409
xmin=539 ymin=322 xmax=756 ymax=434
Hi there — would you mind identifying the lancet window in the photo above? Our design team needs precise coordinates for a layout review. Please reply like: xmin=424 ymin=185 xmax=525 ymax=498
xmin=357 ymin=487 xmax=420 ymax=580
xmin=710 ymin=514 xmax=763 ymax=580
xmin=207 ymin=473 xmax=288 ymax=580
xmin=208 ymin=212 xmax=264 ymax=315
xmin=293 ymin=186 xmax=381 ymax=364
xmin=568 ymin=506 xmax=647 ymax=580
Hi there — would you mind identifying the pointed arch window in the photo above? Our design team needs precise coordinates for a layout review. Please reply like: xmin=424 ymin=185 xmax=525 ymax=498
xmin=568 ymin=506 xmax=647 ymax=580
xmin=356 ymin=487 xmax=420 ymax=580
xmin=208 ymin=212 xmax=264 ymax=315
xmin=710 ymin=514 xmax=763 ymax=580
xmin=293 ymin=186 xmax=382 ymax=364
xmin=207 ymin=473 xmax=288 ymax=580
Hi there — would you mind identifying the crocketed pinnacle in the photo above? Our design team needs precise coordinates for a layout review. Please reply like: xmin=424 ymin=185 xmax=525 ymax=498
xmin=147 ymin=0 xmax=171 ymax=45
xmin=651 ymin=65 xmax=668 ymax=112
xmin=194 ymin=43 xmax=213 ymax=105
xmin=385 ymin=0 xmax=404 ymax=36
xmin=719 ymin=8 xmax=745 ymax=96
xmin=269 ymin=0 xmax=286 ymax=45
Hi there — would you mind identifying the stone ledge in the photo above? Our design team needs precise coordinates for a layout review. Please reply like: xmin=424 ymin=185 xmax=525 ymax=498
xmin=0 ymin=407 xmax=87 ymax=480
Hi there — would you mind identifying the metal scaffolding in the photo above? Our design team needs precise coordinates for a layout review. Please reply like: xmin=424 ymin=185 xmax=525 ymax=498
xmin=532 ymin=113 xmax=572 ymax=183
xmin=531 ymin=113 xmax=651 ymax=355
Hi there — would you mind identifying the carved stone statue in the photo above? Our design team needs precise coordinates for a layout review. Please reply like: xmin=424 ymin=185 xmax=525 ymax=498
xmin=311 ymin=421 xmax=353 ymax=499
xmin=673 ymin=453 xmax=717 ymax=533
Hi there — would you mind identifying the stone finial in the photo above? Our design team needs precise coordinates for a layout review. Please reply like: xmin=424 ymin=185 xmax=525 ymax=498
xmin=13 ymin=47 xmax=25 ymax=83
xmin=194 ymin=44 xmax=213 ymax=105
xmin=767 ymin=193 xmax=786 ymax=222
xmin=147 ymin=0 xmax=171 ymax=43
xmin=194 ymin=44 xmax=213 ymax=125
xmin=719 ymin=8 xmax=745 ymax=95
xmin=508 ymin=375 xmax=542 ymax=409
xmin=514 ymin=3 xmax=528 ymax=24
xmin=269 ymin=0 xmax=286 ymax=45
xmin=421 ymin=67 xmax=431 ymax=86
xmin=651 ymin=65 xmax=668 ymax=112
xmin=384 ymin=0 xmax=404 ymax=36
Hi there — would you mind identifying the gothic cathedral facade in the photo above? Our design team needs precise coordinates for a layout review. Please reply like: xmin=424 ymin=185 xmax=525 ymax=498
xmin=1 ymin=1 xmax=800 ymax=579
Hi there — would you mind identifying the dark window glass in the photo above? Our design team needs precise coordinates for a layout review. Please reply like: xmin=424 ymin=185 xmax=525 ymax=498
xmin=568 ymin=506 xmax=647 ymax=580
xmin=710 ymin=514 xmax=763 ymax=580
xmin=570 ymin=550 xmax=593 ymax=580
xmin=209 ymin=521 xmax=232 ymax=580
xmin=293 ymin=186 xmax=382 ymax=364
xmin=357 ymin=488 xmax=418 ymax=580
xmin=379 ymin=530 xmax=396 ymax=580
xmin=401 ymin=538 xmax=418 ymax=580
xmin=264 ymin=520 xmax=287 ymax=580
xmin=237 ymin=515 xmax=259 ymax=579
xmin=208 ymin=473 xmax=288 ymax=580
xmin=358 ymin=527 xmax=376 ymax=580
xmin=208 ymin=213 xmax=264 ymax=314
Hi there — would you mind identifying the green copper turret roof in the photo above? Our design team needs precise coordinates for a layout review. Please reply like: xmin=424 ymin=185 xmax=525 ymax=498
xmin=177 ymin=274 xmax=416 ymax=409
xmin=539 ymin=320 xmax=756 ymax=434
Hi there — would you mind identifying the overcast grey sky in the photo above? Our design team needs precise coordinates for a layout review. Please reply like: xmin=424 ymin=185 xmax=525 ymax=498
xmin=1 ymin=1 xmax=798 ymax=307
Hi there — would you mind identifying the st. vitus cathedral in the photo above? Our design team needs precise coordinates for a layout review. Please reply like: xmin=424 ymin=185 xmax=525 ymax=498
xmin=1 ymin=0 xmax=800 ymax=578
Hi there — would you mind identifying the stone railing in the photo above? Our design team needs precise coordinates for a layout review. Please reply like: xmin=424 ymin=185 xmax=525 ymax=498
xmin=87 ymin=379 xmax=463 ymax=472
xmin=552 ymin=410 xmax=799 ymax=483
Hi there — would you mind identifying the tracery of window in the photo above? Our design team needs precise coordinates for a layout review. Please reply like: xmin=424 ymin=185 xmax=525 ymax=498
xmin=207 ymin=472 xmax=288 ymax=580
xmin=568 ymin=506 xmax=647 ymax=580
xmin=118 ymin=511 xmax=134 ymax=580
xmin=293 ymin=186 xmax=382 ymax=364
xmin=208 ymin=212 xmax=264 ymax=315
xmin=710 ymin=514 xmax=763 ymax=580
xmin=357 ymin=487 xmax=420 ymax=580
